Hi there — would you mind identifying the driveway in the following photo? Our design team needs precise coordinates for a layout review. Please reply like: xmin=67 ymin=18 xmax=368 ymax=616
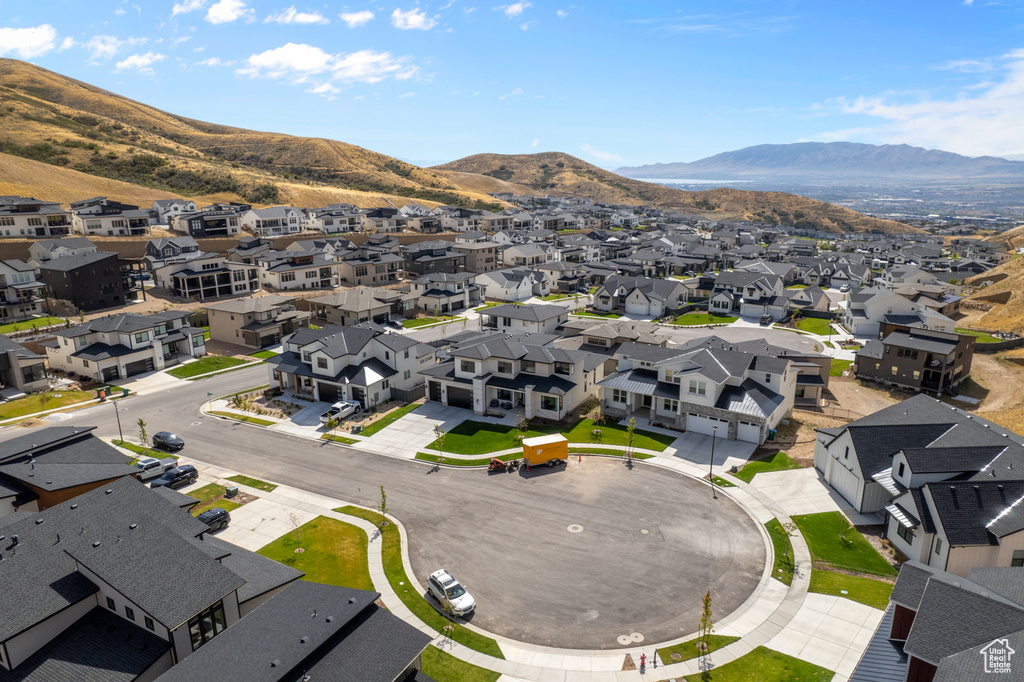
xmin=746 ymin=467 xmax=883 ymax=525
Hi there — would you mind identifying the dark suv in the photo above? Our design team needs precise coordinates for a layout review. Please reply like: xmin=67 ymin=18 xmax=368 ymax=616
xmin=150 ymin=464 xmax=198 ymax=489
xmin=152 ymin=432 xmax=185 ymax=452
xmin=197 ymin=507 xmax=230 ymax=532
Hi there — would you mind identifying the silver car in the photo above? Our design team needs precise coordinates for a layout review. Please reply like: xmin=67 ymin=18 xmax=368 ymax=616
xmin=427 ymin=569 xmax=476 ymax=616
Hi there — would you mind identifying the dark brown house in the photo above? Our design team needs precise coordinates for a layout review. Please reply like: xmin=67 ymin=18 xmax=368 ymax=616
xmin=854 ymin=324 xmax=974 ymax=393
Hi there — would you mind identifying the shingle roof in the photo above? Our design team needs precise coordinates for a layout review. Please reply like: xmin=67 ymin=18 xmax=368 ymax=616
xmin=37 ymin=250 xmax=119 ymax=272
xmin=204 ymin=294 xmax=296 ymax=314
xmin=485 ymin=303 xmax=568 ymax=321
xmin=925 ymin=481 xmax=1024 ymax=545
xmin=202 ymin=536 xmax=304 ymax=604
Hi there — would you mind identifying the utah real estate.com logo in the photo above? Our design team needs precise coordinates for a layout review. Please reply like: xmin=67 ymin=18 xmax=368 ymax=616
xmin=980 ymin=638 xmax=1015 ymax=674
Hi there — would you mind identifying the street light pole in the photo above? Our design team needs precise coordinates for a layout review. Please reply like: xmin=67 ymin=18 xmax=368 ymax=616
xmin=710 ymin=425 xmax=717 ymax=499
xmin=113 ymin=401 xmax=124 ymax=442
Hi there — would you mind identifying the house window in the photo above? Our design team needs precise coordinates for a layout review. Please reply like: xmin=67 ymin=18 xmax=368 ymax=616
xmin=663 ymin=398 xmax=679 ymax=412
xmin=461 ymin=360 xmax=475 ymax=374
xmin=125 ymin=606 xmax=135 ymax=621
xmin=765 ymin=373 xmax=771 ymax=382
xmin=305 ymin=270 xmax=317 ymax=279
xmin=541 ymin=395 xmax=558 ymax=411
xmin=522 ymin=360 xmax=535 ymax=373
xmin=404 ymin=370 xmax=411 ymax=380
xmin=191 ymin=335 xmax=203 ymax=348
xmin=382 ymin=379 xmax=390 ymax=389
xmin=1012 ymin=550 xmax=1024 ymax=567
xmin=898 ymin=462 xmax=905 ymax=477
xmin=302 ymin=351 xmax=311 ymax=362
xmin=281 ymin=273 xmax=296 ymax=282
xmin=106 ymin=597 xmax=116 ymax=610
xmin=404 ymin=349 xmax=409 ymax=359
xmin=934 ymin=538 xmax=942 ymax=555
xmin=497 ymin=361 xmax=512 ymax=374
xmin=554 ymin=361 xmax=571 ymax=375
xmin=688 ymin=380 xmax=706 ymax=396
xmin=638 ymin=361 xmax=653 ymax=368
xmin=317 ymin=357 xmax=328 ymax=369
xmin=612 ymin=389 xmax=627 ymax=403
xmin=896 ymin=524 xmax=914 ymax=544
xmin=665 ymin=369 xmax=674 ymax=382
xmin=913 ymin=370 xmax=920 ymax=381
xmin=844 ymin=446 xmax=849 ymax=459
xmin=188 ymin=601 xmax=227 ymax=652
xmin=891 ymin=366 xmax=898 ymax=376
xmin=135 ymin=332 xmax=149 ymax=343
xmin=355 ymin=266 xmax=368 ymax=277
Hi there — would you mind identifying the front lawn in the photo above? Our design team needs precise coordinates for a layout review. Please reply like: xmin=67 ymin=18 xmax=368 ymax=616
xmin=683 ymin=646 xmax=833 ymax=681
xmin=830 ymin=359 xmax=853 ymax=376
xmin=0 ymin=390 xmax=94 ymax=420
xmin=112 ymin=439 xmax=178 ymax=462
xmin=734 ymin=451 xmax=802 ymax=483
xmin=793 ymin=317 xmax=834 ymax=335
xmin=192 ymin=498 xmax=242 ymax=516
xmin=414 ymin=450 xmax=655 ymax=466
xmin=792 ymin=512 xmax=898 ymax=577
xmin=225 ymin=474 xmax=277 ymax=492
xmin=248 ymin=350 xmax=279 ymax=360
xmin=403 ymin=316 xmax=455 ymax=328
xmin=540 ymin=293 xmax=570 ymax=301
xmin=357 ymin=402 xmax=421 ymax=437
xmin=257 ymin=516 xmax=373 ymax=592
xmin=955 ymin=327 xmax=1000 ymax=343
xmin=809 ymin=570 xmax=894 ymax=610
xmin=671 ymin=313 xmax=738 ymax=326
xmin=422 ymin=645 xmax=500 ymax=682
xmin=785 ymin=284 xmax=809 ymax=290
xmin=321 ymin=433 xmax=359 ymax=445
xmin=571 ymin=311 xmax=621 ymax=319
xmin=187 ymin=483 xmax=245 ymax=516
xmin=425 ymin=418 xmax=676 ymax=455
xmin=657 ymin=634 xmax=739 ymax=665
xmin=765 ymin=519 xmax=795 ymax=586
xmin=474 ymin=301 xmax=501 ymax=310
xmin=168 ymin=356 xmax=250 ymax=378
xmin=564 ymin=418 xmax=676 ymax=451
xmin=0 ymin=316 xmax=65 ymax=334
xmin=209 ymin=411 xmax=276 ymax=426
xmin=335 ymin=506 xmax=504 ymax=659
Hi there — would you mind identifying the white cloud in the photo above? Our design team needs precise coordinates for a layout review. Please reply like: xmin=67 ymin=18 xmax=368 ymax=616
xmin=0 ymin=24 xmax=58 ymax=58
xmin=499 ymin=87 xmax=522 ymax=99
xmin=556 ymin=9 xmax=568 ymax=18
xmin=580 ymin=143 xmax=625 ymax=164
xmin=816 ymin=47 xmax=1024 ymax=157
xmin=115 ymin=51 xmax=166 ymax=74
xmin=519 ymin=21 xmax=534 ymax=30
xmin=391 ymin=7 xmax=436 ymax=30
xmin=195 ymin=56 xmax=230 ymax=66
xmin=531 ymin=138 xmax=539 ymax=148
xmin=398 ymin=91 xmax=414 ymax=98
xmin=265 ymin=7 xmax=329 ymax=24
xmin=237 ymin=42 xmax=418 ymax=87
xmin=308 ymin=82 xmax=340 ymax=95
xmin=114 ymin=7 xmax=127 ymax=15
xmin=501 ymin=2 xmax=530 ymax=18
xmin=85 ymin=34 xmax=146 ymax=60
xmin=172 ymin=0 xmax=207 ymax=16
xmin=206 ymin=0 xmax=253 ymax=24
xmin=339 ymin=10 xmax=374 ymax=27
xmin=58 ymin=36 xmax=76 ymax=51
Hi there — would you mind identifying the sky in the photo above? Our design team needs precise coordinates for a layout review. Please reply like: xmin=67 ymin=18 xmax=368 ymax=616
xmin=2 ymin=1 xmax=1024 ymax=168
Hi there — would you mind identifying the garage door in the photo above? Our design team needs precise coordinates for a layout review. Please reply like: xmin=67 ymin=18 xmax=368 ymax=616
xmin=446 ymin=386 xmax=473 ymax=410
xmin=686 ymin=413 xmax=728 ymax=437
xmin=737 ymin=420 xmax=762 ymax=443
xmin=317 ymin=382 xmax=339 ymax=403
xmin=625 ymin=300 xmax=649 ymax=315
xmin=827 ymin=457 xmax=863 ymax=508
xmin=124 ymin=358 xmax=154 ymax=377
xmin=102 ymin=366 xmax=120 ymax=382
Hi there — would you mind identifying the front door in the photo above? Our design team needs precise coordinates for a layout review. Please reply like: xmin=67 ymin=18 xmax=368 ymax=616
xmin=642 ymin=395 xmax=653 ymax=409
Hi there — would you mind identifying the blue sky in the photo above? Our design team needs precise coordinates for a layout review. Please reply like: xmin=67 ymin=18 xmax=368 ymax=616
xmin=2 ymin=1 xmax=1024 ymax=168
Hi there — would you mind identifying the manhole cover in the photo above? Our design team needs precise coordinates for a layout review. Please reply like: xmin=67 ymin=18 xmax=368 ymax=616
xmin=617 ymin=635 xmax=632 ymax=646
xmin=640 ymin=529 xmax=650 ymax=535
xmin=630 ymin=632 xmax=644 ymax=642
xmin=567 ymin=524 xmax=583 ymax=533
xmin=294 ymin=548 xmax=305 ymax=554
xmin=191 ymin=421 xmax=202 ymax=426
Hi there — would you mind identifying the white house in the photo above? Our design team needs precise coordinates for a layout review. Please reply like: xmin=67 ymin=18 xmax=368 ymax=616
xmin=476 ymin=267 xmax=549 ymax=302
xmin=239 ymin=207 xmax=304 ymax=236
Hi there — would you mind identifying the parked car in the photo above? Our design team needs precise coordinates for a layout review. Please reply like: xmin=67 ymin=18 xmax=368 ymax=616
xmin=152 ymin=432 xmax=185 ymax=452
xmin=133 ymin=456 xmax=178 ymax=481
xmin=839 ymin=283 xmax=851 ymax=292
xmin=150 ymin=464 xmax=198 ymax=489
xmin=196 ymin=507 xmax=230 ymax=532
xmin=319 ymin=400 xmax=360 ymax=424
xmin=426 ymin=569 xmax=476 ymax=616
xmin=385 ymin=319 xmax=403 ymax=330
xmin=759 ymin=314 xmax=773 ymax=326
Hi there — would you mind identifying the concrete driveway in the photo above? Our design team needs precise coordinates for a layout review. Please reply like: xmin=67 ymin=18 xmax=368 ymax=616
xmin=746 ymin=467 xmax=884 ymax=525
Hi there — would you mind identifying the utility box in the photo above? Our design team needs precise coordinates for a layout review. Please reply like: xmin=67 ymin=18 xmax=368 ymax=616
xmin=522 ymin=434 xmax=569 ymax=467
xmin=224 ymin=486 xmax=239 ymax=498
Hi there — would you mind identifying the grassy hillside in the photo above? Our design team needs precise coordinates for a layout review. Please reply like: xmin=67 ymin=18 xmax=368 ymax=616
xmin=0 ymin=58 xmax=501 ymax=211
xmin=435 ymin=152 xmax=918 ymax=234
xmin=966 ymin=258 xmax=1024 ymax=331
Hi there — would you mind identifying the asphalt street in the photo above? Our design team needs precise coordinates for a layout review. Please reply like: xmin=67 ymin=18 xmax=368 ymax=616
xmin=6 ymin=365 xmax=767 ymax=649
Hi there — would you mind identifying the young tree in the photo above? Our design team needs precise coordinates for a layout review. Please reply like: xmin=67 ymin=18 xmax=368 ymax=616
xmin=625 ymin=417 xmax=636 ymax=463
xmin=433 ymin=424 xmax=446 ymax=467
xmin=137 ymin=418 xmax=147 ymax=447
xmin=699 ymin=590 xmax=714 ymax=654
xmin=377 ymin=485 xmax=389 ymax=528
xmin=325 ymin=415 xmax=339 ymax=438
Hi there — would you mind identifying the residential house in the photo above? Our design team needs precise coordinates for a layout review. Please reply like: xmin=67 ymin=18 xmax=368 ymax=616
xmin=709 ymin=270 xmax=787 ymax=320
xmin=256 ymin=250 xmax=339 ymax=291
xmin=0 ymin=334 xmax=49 ymax=397
xmin=287 ymin=236 xmax=354 ymax=259
xmin=557 ymin=318 xmax=670 ymax=374
xmin=70 ymin=197 xmax=152 ymax=236
xmin=205 ymin=294 xmax=311 ymax=349
xmin=27 ymin=237 xmax=97 ymax=266
xmin=476 ymin=267 xmax=549 ymax=302
xmin=409 ymin=272 xmax=481 ymax=314
xmin=171 ymin=206 xmax=243 ymax=238
xmin=304 ymin=204 xmax=363 ymax=234
xmin=452 ymin=241 xmax=503 ymax=273
xmin=268 ymin=324 xmax=434 ymax=406
xmin=151 ymin=199 xmax=197 ymax=225
xmin=38 ymin=251 xmax=128 ymax=312
xmin=855 ymin=325 xmax=974 ymax=393
xmin=239 ymin=206 xmax=304 ymax=237
xmin=420 ymin=331 xmax=604 ymax=418
xmin=145 ymin=236 xmax=202 ymax=270
xmin=597 ymin=340 xmax=795 ymax=444
xmin=0 ymin=196 xmax=72 ymax=237
xmin=482 ymin=303 xmax=569 ymax=334
xmin=785 ymin=284 xmax=831 ymax=314
xmin=305 ymin=287 xmax=415 ymax=326
xmin=155 ymin=254 xmax=259 ymax=301
xmin=226 ymin=236 xmax=273 ymax=264
xmin=839 ymin=286 xmax=955 ymax=336
xmin=437 ymin=208 xmax=481 ymax=232
xmin=360 ymin=208 xmax=403 ymax=233
xmin=591 ymin=275 xmax=689 ymax=317
xmin=401 ymin=240 xmax=466 ymax=277
xmin=455 ymin=230 xmax=489 ymax=243
xmin=502 ymin=243 xmax=551 ymax=268
xmin=894 ymin=283 xmax=962 ymax=318
xmin=44 ymin=310 xmax=205 ymax=381
xmin=336 ymin=247 xmax=405 ymax=286
xmin=0 ymin=259 xmax=46 ymax=323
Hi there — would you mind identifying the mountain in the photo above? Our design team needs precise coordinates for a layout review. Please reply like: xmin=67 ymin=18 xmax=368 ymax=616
xmin=616 ymin=142 xmax=1024 ymax=182
xmin=435 ymin=152 xmax=916 ymax=234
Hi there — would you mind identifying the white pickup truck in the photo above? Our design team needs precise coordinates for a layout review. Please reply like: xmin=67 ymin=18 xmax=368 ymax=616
xmin=319 ymin=400 xmax=361 ymax=424
xmin=133 ymin=456 xmax=178 ymax=481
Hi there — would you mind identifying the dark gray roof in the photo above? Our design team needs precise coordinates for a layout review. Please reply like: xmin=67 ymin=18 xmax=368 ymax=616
xmin=201 ymin=536 xmax=304 ymax=604
xmin=881 ymin=329 xmax=960 ymax=354
xmin=70 ymin=342 xmax=140 ymax=362
xmin=901 ymin=446 xmax=1004 ymax=474
xmin=487 ymin=371 xmax=576 ymax=396
xmin=54 ymin=310 xmax=190 ymax=338
xmin=37 ymin=250 xmax=119 ymax=272
xmin=0 ymin=428 xmax=137 ymax=491
xmin=934 ymin=626 xmax=1024 ymax=682
xmin=970 ymin=566 xmax=1024 ymax=607
xmin=151 ymin=485 xmax=199 ymax=509
xmin=890 ymin=561 xmax=941 ymax=610
xmin=0 ymin=606 xmax=168 ymax=682
xmin=926 ymin=480 xmax=1024 ymax=544
xmin=484 ymin=303 xmax=568 ymax=321
xmin=849 ymin=605 xmax=908 ymax=682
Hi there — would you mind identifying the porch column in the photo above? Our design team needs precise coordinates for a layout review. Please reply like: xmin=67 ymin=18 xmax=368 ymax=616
xmin=472 ymin=375 xmax=487 ymax=416
xmin=524 ymin=385 xmax=535 ymax=420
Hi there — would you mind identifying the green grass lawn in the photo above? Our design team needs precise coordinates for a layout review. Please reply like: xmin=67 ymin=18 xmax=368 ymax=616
xmin=540 ymin=293 xmax=570 ymax=301
xmin=734 ymin=451 xmax=802 ymax=483
xmin=785 ymin=284 xmax=809 ymax=289
xmin=335 ymin=506 xmax=504 ymax=659
xmin=809 ymin=570 xmax=894 ymax=610
xmin=414 ymin=450 xmax=654 ymax=466
xmin=955 ymin=327 xmax=1000 ymax=343
xmin=187 ymin=483 xmax=244 ymax=515
xmin=403 ymin=316 xmax=455 ymax=328
xmin=225 ymin=474 xmax=277 ymax=492
xmin=422 ymin=645 xmax=500 ymax=682
xmin=248 ymin=350 xmax=279 ymax=359
xmin=589 ymin=286 xmax=598 ymax=294
xmin=192 ymin=498 xmax=242 ymax=515
xmin=209 ymin=411 xmax=276 ymax=426
xmin=321 ymin=433 xmax=359 ymax=445
xmin=198 ymin=326 xmax=211 ymax=340
xmin=571 ymin=311 xmax=621 ymax=319
xmin=671 ymin=313 xmax=739 ymax=326
xmin=765 ymin=519 xmax=796 ymax=586
xmin=425 ymin=418 xmax=676 ymax=455
xmin=830 ymin=359 xmax=853 ymax=376
xmin=794 ymin=317 xmax=834 ymax=335
xmin=473 ymin=301 xmax=502 ymax=310
xmin=0 ymin=390 xmax=94 ymax=420
xmin=358 ymin=402 xmax=422 ymax=437
xmin=257 ymin=516 xmax=373 ymax=592
xmin=658 ymin=635 xmax=740 ymax=665
xmin=712 ymin=475 xmax=737 ymax=488
xmin=792 ymin=512 xmax=898 ymax=578
xmin=167 ymin=356 xmax=250 ymax=378
xmin=112 ymin=439 xmax=178 ymax=462
xmin=683 ymin=646 xmax=834 ymax=681
xmin=0 ymin=316 xmax=65 ymax=334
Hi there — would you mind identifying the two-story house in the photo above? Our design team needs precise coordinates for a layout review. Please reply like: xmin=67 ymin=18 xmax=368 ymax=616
xmin=0 ymin=196 xmax=72 ymax=237
xmin=70 ymin=197 xmax=152 ymax=237
xmin=709 ymin=270 xmax=787 ymax=320
xmin=482 ymin=303 xmax=569 ymax=334
xmin=27 ymin=236 xmax=97 ymax=266
xmin=420 ymin=331 xmax=604 ymax=418
xmin=476 ymin=267 xmax=550 ymax=302
xmin=38 ymin=251 xmax=127 ymax=312
xmin=401 ymin=241 xmax=466 ymax=277
xmin=855 ymin=325 xmax=974 ymax=393
xmin=597 ymin=340 xmax=795 ymax=444
xmin=239 ymin=206 xmax=305 ymax=236
xmin=151 ymin=199 xmax=197 ymax=225
xmin=44 ymin=310 xmax=205 ymax=381
xmin=0 ymin=259 xmax=46 ymax=323
xmin=840 ymin=287 xmax=955 ymax=336
xmin=145 ymin=236 xmax=203 ymax=270
xmin=171 ymin=206 xmax=244 ymax=238
xmin=409 ymin=272 xmax=481 ymax=314
xmin=336 ymin=247 xmax=404 ymax=286
xmin=268 ymin=324 xmax=434 ymax=406
xmin=305 ymin=287 xmax=415 ymax=327
xmin=452 ymin=241 xmax=503 ymax=273
xmin=591 ymin=275 xmax=689 ymax=317
xmin=205 ymin=294 xmax=311 ymax=349
xmin=0 ymin=334 xmax=49 ymax=397
xmin=304 ymin=204 xmax=363 ymax=234
xmin=256 ymin=250 xmax=338 ymax=291
xmin=155 ymin=254 xmax=259 ymax=300
xmin=502 ymin=243 xmax=552 ymax=268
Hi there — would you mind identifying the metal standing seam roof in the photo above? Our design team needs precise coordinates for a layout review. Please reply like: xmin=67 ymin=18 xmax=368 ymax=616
xmin=714 ymin=378 xmax=785 ymax=419
xmin=848 ymin=605 xmax=908 ymax=682
xmin=597 ymin=368 xmax=680 ymax=400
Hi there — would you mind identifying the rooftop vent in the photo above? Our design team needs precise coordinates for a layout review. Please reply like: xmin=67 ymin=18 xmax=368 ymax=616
xmin=129 ymin=523 xmax=137 ymax=530
xmin=70 ymin=504 xmax=78 ymax=509
xmin=325 ymin=616 xmax=334 ymax=623
xmin=35 ymin=518 xmax=43 ymax=525
xmin=92 ymin=541 xmax=101 ymax=548
xmin=105 ymin=489 xmax=112 ymax=494
xmin=299 ymin=636 xmax=309 ymax=644
xmin=270 ymin=660 xmax=280 ymax=668
xmin=348 ymin=597 xmax=356 ymax=604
